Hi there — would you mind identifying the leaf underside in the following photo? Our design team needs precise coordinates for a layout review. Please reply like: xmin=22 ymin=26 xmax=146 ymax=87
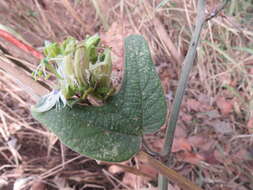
xmin=32 ymin=35 xmax=167 ymax=162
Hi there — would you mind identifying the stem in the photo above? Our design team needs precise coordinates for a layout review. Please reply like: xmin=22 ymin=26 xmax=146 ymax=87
xmin=162 ymin=0 xmax=206 ymax=157
xmin=158 ymin=0 xmax=206 ymax=189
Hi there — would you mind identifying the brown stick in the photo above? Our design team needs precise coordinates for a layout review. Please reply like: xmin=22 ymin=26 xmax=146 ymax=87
xmin=0 ymin=56 xmax=49 ymax=101
xmin=138 ymin=151 xmax=203 ymax=190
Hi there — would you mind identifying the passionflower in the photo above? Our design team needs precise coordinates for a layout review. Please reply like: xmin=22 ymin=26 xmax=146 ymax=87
xmin=32 ymin=34 xmax=114 ymax=112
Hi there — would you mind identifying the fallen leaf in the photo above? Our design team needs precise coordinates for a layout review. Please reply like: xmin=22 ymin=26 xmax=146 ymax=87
xmin=212 ymin=120 xmax=233 ymax=134
xmin=172 ymin=138 xmax=192 ymax=153
xmin=122 ymin=172 xmax=150 ymax=189
xmin=247 ymin=117 xmax=253 ymax=133
xmin=200 ymin=149 xmax=219 ymax=164
xmin=150 ymin=138 xmax=164 ymax=152
xmin=218 ymin=73 xmax=236 ymax=87
xmin=187 ymin=98 xmax=212 ymax=112
xmin=213 ymin=149 xmax=225 ymax=163
xmin=53 ymin=176 xmax=73 ymax=190
xmin=248 ymin=67 xmax=253 ymax=75
xmin=181 ymin=113 xmax=192 ymax=122
xmin=167 ymin=183 xmax=181 ymax=190
xmin=0 ymin=178 xmax=8 ymax=189
xmin=188 ymin=136 xmax=206 ymax=148
xmin=216 ymin=97 xmax=233 ymax=116
xmin=108 ymin=165 xmax=125 ymax=174
xmin=174 ymin=124 xmax=187 ymax=138
xmin=228 ymin=182 xmax=249 ymax=190
xmin=30 ymin=180 xmax=46 ymax=190
xmin=186 ymin=99 xmax=201 ymax=112
xmin=177 ymin=152 xmax=204 ymax=165
xmin=203 ymin=110 xmax=220 ymax=119
xmin=199 ymin=141 xmax=215 ymax=151
xmin=14 ymin=177 xmax=34 ymax=190
xmin=232 ymin=148 xmax=253 ymax=162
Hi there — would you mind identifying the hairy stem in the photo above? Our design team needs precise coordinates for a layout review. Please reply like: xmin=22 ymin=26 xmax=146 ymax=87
xmin=158 ymin=0 xmax=229 ymax=189
xmin=158 ymin=0 xmax=206 ymax=189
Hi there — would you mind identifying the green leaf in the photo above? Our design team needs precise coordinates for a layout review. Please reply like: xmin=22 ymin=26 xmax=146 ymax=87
xmin=32 ymin=35 xmax=167 ymax=162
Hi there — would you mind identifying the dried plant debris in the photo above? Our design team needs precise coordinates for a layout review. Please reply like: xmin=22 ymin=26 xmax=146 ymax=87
xmin=0 ymin=0 xmax=253 ymax=189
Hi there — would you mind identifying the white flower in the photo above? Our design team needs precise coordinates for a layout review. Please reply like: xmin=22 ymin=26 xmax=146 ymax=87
xmin=31 ymin=90 xmax=66 ymax=113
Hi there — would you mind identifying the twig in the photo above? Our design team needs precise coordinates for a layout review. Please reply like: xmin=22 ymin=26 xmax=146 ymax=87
xmin=205 ymin=0 xmax=230 ymax=21
xmin=0 ymin=29 xmax=43 ymax=59
xmin=0 ymin=56 xmax=49 ymax=101
xmin=0 ymin=44 xmax=52 ymax=91
xmin=0 ymin=27 xmax=52 ymax=98
xmin=138 ymin=151 xmax=202 ymax=190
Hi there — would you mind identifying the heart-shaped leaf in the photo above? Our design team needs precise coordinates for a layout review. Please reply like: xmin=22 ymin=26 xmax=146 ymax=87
xmin=32 ymin=35 xmax=167 ymax=162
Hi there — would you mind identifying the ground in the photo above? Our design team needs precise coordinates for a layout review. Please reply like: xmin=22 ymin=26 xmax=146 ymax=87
xmin=0 ymin=0 xmax=253 ymax=190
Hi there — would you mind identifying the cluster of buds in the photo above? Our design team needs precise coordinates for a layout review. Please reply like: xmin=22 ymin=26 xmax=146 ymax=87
xmin=33 ymin=35 xmax=114 ymax=107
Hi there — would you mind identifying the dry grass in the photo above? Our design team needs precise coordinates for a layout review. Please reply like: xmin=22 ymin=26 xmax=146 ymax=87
xmin=0 ymin=0 xmax=253 ymax=189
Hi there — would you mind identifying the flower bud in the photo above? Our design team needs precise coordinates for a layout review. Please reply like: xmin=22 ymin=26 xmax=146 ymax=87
xmin=73 ymin=44 xmax=89 ymax=87
xmin=89 ymin=48 xmax=112 ymax=88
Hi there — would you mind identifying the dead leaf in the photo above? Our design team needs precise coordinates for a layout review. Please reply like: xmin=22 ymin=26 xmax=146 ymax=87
xmin=0 ymin=178 xmax=8 ymax=189
xmin=172 ymin=138 xmax=192 ymax=153
xmin=177 ymin=152 xmax=204 ymax=165
xmin=122 ymin=172 xmax=136 ymax=188
xmin=167 ymin=183 xmax=181 ymax=190
xmin=186 ymin=99 xmax=201 ymax=112
xmin=150 ymin=138 xmax=164 ymax=152
xmin=53 ymin=176 xmax=73 ymax=190
xmin=247 ymin=117 xmax=253 ymax=133
xmin=200 ymin=141 xmax=215 ymax=151
xmin=232 ymin=148 xmax=253 ymax=162
xmin=248 ymin=67 xmax=253 ymax=75
xmin=174 ymin=124 xmax=187 ymax=138
xmin=203 ymin=110 xmax=220 ymax=119
xmin=14 ymin=177 xmax=34 ymax=190
xmin=212 ymin=120 xmax=233 ymax=134
xmin=108 ymin=165 xmax=125 ymax=174
xmin=30 ymin=180 xmax=45 ymax=190
xmin=187 ymin=98 xmax=211 ymax=112
xmin=200 ymin=149 xmax=219 ymax=164
xmin=218 ymin=73 xmax=236 ymax=87
xmin=213 ymin=150 xmax=225 ymax=163
xmin=122 ymin=172 xmax=150 ymax=189
xmin=188 ymin=136 xmax=206 ymax=148
xmin=216 ymin=97 xmax=233 ymax=116
xmin=181 ymin=113 xmax=192 ymax=122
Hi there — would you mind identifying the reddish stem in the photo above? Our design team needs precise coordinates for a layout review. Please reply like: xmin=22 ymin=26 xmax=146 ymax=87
xmin=0 ymin=29 xmax=43 ymax=59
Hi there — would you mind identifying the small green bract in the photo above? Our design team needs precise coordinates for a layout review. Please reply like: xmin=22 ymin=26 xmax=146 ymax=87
xmin=32 ymin=34 xmax=114 ymax=112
